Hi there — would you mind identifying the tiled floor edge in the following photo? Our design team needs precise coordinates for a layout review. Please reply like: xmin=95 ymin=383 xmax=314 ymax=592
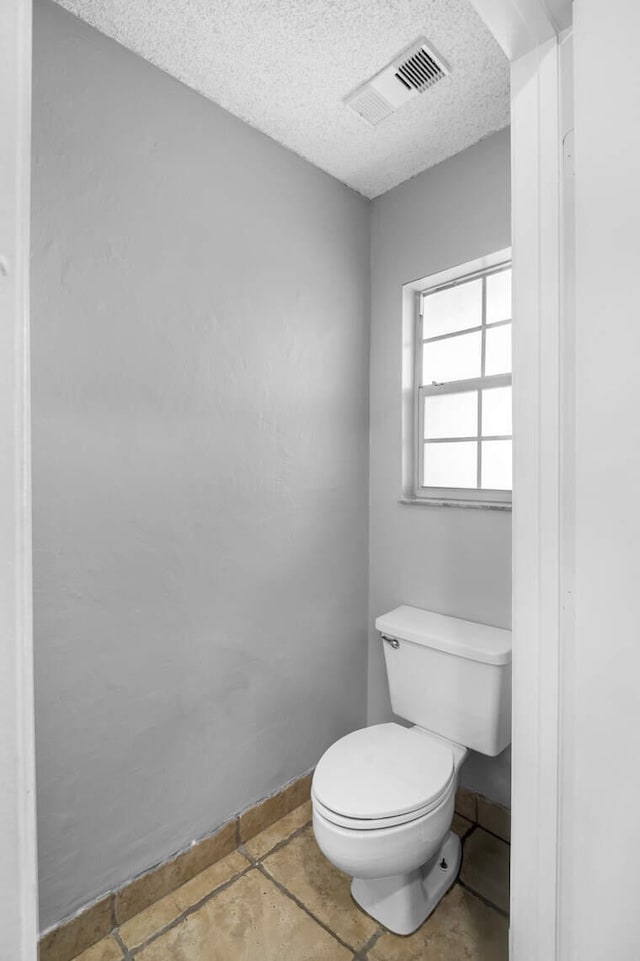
xmin=238 ymin=770 xmax=313 ymax=843
xmin=38 ymin=769 xmax=314 ymax=961
xmin=38 ymin=893 xmax=114 ymax=961
xmin=455 ymin=788 xmax=511 ymax=837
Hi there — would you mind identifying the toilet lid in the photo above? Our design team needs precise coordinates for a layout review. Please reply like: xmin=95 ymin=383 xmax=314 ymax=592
xmin=312 ymin=723 xmax=455 ymax=822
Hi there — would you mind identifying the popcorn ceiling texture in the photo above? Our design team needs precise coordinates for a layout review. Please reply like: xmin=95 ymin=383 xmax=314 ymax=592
xmin=52 ymin=0 xmax=510 ymax=198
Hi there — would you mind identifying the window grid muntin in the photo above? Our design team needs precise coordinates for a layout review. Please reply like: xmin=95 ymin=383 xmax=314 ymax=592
xmin=422 ymin=316 xmax=511 ymax=348
xmin=478 ymin=275 xmax=487 ymax=486
xmin=417 ymin=261 xmax=512 ymax=498
xmin=424 ymin=435 xmax=511 ymax=444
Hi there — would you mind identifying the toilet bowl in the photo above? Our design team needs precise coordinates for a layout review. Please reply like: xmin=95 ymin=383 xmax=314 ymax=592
xmin=311 ymin=605 xmax=512 ymax=936
xmin=311 ymin=722 xmax=467 ymax=935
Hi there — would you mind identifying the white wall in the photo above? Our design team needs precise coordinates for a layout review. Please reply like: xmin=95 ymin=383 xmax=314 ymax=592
xmin=369 ymin=129 xmax=512 ymax=807
xmin=560 ymin=4 xmax=640 ymax=958
xmin=31 ymin=0 xmax=370 ymax=930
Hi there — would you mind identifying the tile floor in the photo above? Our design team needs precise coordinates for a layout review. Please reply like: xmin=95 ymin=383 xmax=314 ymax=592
xmin=70 ymin=803 xmax=509 ymax=961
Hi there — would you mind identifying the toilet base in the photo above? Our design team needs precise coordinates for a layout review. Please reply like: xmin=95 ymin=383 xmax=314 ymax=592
xmin=351 ymin=831 xmax=461 ymax=936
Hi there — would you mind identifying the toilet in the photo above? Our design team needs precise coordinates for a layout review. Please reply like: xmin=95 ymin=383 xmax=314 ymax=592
xmin=311 ymin=605 xmax=511 ymax=936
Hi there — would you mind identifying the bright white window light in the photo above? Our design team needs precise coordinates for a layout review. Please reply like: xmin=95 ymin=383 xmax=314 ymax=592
xmin=416 ymin=259 xmax=513 ymax=502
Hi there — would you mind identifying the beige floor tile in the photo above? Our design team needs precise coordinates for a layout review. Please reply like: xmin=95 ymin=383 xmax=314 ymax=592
xmin=39 ymin=895 xmax=113 ymax=961
xmin=70 ymin=936 xmax=123 ymax=961
xmin=119 ymin=850 xmax=249 ymax=949
xmin=135 ymin=869 xmax=352 ymax=961
xmin=452 ymin=812 xmax=474 ymax=839
xmin=455 ymin=789 xmax=477 ymax=823
xmin=262 ymin=824 xmax=378 ymax=951
xmin=245 ymin=801 xmax=312 ymax=860
xmin=477 ymin=797 xmax=511 ymax=843
xmin=239 ymin=773 xmax=312 ymax=844
xmin=460 ymin=828 xmax=510 ymax=914
xmin=368 ymin=885 xmax=508 ymax=961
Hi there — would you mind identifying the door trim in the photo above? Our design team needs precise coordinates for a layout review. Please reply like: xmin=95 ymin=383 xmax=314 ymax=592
xmin=469 ymin=3 xmax=573 ymax=959
xmin=0 ymin=0 xmax=38 ymax=957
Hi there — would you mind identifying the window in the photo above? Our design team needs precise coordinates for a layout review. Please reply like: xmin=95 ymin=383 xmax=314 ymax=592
xmin=414 ymin=257 xmax=512 ymax=505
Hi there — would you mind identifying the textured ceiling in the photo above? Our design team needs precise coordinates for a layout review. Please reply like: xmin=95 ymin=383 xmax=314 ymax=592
xmin=53 ymin=0 xmax=510 ymax=198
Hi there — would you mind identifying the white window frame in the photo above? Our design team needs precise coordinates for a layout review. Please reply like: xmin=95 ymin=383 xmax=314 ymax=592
xmin=412 ymin=252 xmax=513 ymax=507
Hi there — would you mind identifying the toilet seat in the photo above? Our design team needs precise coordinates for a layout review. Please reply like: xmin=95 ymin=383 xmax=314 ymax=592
xmin=312 ymin=723 xmax=456 ymax=830
xmin=312 ymin=788 xmax=453 ymax=830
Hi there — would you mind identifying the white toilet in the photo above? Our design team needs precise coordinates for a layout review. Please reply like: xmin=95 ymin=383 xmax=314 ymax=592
xmin=311 ymin=605 xmax=511 ymax=936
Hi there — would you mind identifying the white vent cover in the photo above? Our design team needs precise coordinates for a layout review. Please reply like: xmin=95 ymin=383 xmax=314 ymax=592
xmin=345 ymin=39 xmax=450 ymax=127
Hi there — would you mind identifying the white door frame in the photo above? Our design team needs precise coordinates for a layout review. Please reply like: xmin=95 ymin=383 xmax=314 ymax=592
xmin=469 ymin=2 xmax=573 ymax=960
xmin=0 ymin=0 xmax=38 ymax=958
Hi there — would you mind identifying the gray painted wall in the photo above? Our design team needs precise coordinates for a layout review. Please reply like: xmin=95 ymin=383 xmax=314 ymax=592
xmin=31 ymin=0 xmax=370 ymax=930
xmin=368 ymin=130 xmax=512 ymax=808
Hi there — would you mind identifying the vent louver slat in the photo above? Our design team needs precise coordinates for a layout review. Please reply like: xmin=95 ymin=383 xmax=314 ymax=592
xmin=396 ymin=48 xmax=445 ymax=92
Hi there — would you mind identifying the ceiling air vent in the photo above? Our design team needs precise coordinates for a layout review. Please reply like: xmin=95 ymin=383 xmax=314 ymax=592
xmin=395 ymin=46 xmax=446 ymax=92
xmin=344 ymin=39 xmax=450 ymax=127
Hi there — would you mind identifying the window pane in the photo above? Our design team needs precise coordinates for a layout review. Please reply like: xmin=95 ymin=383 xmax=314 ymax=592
xmin=485 ymin=324 xmax=512 ymax=376
xmin=482 ymin=386 xmax=512 ymax=436
xmin=423 ymin=331 xmax=482 ymax=384
xmin=424 ymin=441 xmax=477 ymax=488
xmin=424 ymin=391 xmax=478 ymax=439
xmin=481 ymin=440 xmax=512 ymax=490
xmin=486 ymin=269 xmax=512 ymax=324
xmin=423 ymin=279 xmax=482 ymax=338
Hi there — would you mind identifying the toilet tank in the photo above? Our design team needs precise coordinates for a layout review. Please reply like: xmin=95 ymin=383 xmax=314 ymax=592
xmin=376 ymin=606 xmax=511 ymax=756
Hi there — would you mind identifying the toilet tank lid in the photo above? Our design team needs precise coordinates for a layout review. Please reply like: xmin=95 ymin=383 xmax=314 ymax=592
xmin=375 ymin=606 xmax=512 ymax=666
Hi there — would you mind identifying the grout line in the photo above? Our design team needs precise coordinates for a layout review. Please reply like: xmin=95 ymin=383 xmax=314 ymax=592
xmin=111 ymin=929 xmax=133 ymax=961
xmin=474 ymin=823 xmax=512 ymax=846
xmin=125 ymin=814 xmax=311 ymax=957
xmin=456 ymin=826 xmax=475 ymax=843
xmin=463 ymin=823 xmax=478 ymax=842
xmin=458 ymin=879 xmax=510 ymax=919
xmin=354 ymin=926 xmax=384 ymax=959
xmin=237 ymin=842 xmax=254 ymax=864
xmin=256 ymin=862 xmax=360 ymax=956
xmin=455 ymin=815 xmax=478 ymax=840
xmin=250 ymin=816 xmax=312 ymax=865
xmin=127 ymin=860 xmax=254 ymax=956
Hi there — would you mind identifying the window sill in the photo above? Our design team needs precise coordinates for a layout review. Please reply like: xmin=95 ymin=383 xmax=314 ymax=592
xmin=399 ymin=496 xmax=512 ymax=512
